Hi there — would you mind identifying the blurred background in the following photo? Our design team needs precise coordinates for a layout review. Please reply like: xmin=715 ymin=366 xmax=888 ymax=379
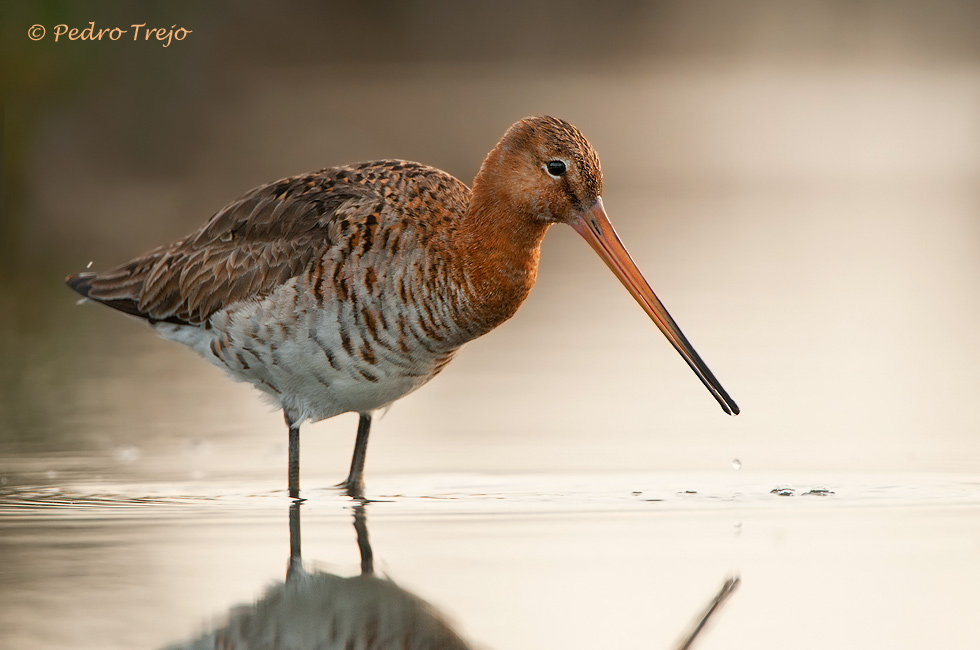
xmin=3 ymin=0 xmax=980 ymax=485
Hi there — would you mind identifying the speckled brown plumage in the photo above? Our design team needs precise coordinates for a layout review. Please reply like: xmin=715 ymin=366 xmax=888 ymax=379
xmin=70 ymin=160 xmax=466 ymax=328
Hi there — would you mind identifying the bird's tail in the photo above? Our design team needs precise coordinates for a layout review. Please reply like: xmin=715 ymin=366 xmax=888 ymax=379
xmin=65 ymin=260 xmax=184 ymax=325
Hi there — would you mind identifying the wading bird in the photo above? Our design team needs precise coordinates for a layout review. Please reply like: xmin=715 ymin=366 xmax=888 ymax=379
xmin=67 ymin=116 xmax=738 ymax=499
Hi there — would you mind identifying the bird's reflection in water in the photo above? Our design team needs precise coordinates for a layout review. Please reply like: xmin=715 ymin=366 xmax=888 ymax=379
xmin=164 ymin=500 xmax=475 ymax=650
xmin=164 ymin=500 xmax=740 ymax=650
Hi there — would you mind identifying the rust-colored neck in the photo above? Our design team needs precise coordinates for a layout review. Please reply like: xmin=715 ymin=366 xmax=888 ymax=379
xmin=457 ymin=167 xmax=551 ymax=338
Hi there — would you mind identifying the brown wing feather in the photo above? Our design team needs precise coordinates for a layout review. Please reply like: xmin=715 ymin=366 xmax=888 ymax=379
xmin=67 ymin=171 xmax=384 ymax=325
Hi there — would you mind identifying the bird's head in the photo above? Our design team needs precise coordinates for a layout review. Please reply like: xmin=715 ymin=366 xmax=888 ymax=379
xmin=475 ymin=115 xmax=603 ymax=225
xmin=475 ymin=116 xmax=739 ymax=416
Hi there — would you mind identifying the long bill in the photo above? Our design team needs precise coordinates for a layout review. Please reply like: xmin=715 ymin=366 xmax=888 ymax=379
xmin=569 ymin=197 xmax=739 ymax=416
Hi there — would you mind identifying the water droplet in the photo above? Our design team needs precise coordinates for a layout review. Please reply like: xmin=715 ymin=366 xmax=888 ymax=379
xmin=86 ymin=260 xmax=94 ymax=269
xmin=46 ymin=470 xmax=57 ymax=479
xmin=770 ymin=486 xmax=795 ymax=497
xmin=731 ymin=459 xmax=742 ymax=470
xmin=0 ymin=477 xmax=7 ymax=486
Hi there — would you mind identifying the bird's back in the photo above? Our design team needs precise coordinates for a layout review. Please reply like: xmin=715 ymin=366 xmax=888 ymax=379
xmin=68 ymin=160 xmax=470 ymax=325
xmin=68 ymin=160 xmax=477 ymax=422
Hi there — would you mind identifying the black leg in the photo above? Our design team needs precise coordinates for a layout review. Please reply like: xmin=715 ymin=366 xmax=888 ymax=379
xmin=338 ymin=412 xmax=372 ymax=498
xmin=286 ymin=499 xmax=302 ymax=581
xmin=285 ymin=411 xmax=300 ymax=499
xmin=352 ymin=502 xmax=373 ymax=576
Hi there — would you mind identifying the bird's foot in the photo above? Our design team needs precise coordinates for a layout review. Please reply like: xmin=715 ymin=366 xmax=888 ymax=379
xmin=333 ymin=478 xmax=366 ymax=500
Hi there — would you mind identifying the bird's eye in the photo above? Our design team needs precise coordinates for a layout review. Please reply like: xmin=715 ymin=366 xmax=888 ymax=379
xmin=545 ymin=160 xmax=566 ymax=177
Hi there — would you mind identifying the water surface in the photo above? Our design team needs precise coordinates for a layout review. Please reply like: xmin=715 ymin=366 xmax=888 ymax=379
xmin=2 ymin=472 xmax=978 ymax=649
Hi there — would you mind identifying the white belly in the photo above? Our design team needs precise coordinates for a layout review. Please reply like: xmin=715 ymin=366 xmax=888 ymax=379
xmin=153 ymin=278 xmax=456 ymax=425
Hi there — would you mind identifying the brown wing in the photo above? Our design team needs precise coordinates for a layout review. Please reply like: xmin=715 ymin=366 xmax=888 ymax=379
xmin=67 ymin=171 xmax=384 ymax=325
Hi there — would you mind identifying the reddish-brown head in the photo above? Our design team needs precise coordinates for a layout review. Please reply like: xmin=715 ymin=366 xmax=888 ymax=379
xmin=475 ymin=116 xmax=739 ymax=416
xmin=474 ymin=116 xmax=603 ymax=225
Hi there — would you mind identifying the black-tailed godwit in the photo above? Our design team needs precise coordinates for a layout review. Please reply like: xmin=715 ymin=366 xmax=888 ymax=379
xmin=67 ymin=116 xmax=738 ymax=498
